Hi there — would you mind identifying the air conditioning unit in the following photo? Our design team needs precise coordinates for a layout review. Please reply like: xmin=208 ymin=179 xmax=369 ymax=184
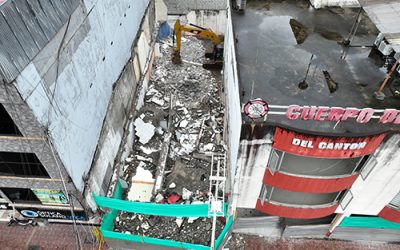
xmin=374 ymin=33 xmax=384 ymax=47
xmin=378 ymin=41 xmax=393 ymax=56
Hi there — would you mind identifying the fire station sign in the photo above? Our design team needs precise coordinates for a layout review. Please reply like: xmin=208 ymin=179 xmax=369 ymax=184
xmin=286 ymin=105 xmax=400 ymax=124
xmin=243 ymin=100 xmax=400 ymax=125
xmin=273 ymin=127 xmax=385 ymax=158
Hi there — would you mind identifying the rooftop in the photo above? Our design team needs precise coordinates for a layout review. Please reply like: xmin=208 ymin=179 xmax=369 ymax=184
xmin=233 ymin=0 xmax=400 ymax=136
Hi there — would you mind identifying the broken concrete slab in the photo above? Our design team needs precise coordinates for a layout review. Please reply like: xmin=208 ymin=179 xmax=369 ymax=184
xmin=127 ymin=164 xmax=155 ymax=202
xmin=182 ymin=188 xmax=192 ymax=200
xmin=176 ymin=218 xmax=184 ymax=228
xmin=134 ymin=118 xmax=155 ymax=144
xmin=139 ymin=146 xmax=159 ymax=155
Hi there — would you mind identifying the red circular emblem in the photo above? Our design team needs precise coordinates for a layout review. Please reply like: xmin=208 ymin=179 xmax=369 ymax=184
xmin=244 ymin=99 xmax=269 ymax=119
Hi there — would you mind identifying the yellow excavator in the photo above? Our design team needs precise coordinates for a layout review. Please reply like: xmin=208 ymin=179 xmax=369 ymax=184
xmin=172 ymin=19 xmax=224 ymax=70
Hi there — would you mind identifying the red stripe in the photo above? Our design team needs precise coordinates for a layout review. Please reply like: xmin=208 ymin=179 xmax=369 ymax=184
xmin=256 ymin=199 xmax=338 ymax=219
xmin=273 ymin=127 xmax=385 ymax=158
xmin=378 ymin=206 xmax=400 ymax=223
xmin=263 ymin=170 xmax=359 ymax=193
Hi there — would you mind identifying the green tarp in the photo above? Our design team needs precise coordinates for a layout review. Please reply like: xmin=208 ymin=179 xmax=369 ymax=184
xmin=95 ymin=180 xmax=234 ymax=249
xmin=94 ymin=194 xmax=210 ymax=217
xmin=100 ymin=208 xmax=233 ymax=250
xmin=341 ymin=217 xmax=400 ymax=230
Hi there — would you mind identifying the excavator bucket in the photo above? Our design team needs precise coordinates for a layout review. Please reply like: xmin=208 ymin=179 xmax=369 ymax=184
xmin=202 ymin=61 xmax=223 ymax=70
xmin=171 ymin=50 xmax=182 ymax=64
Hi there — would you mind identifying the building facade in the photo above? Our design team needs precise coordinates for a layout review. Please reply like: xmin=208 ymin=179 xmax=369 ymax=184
xmin=0 ymin=0 xmax=155 ymax=221
xmin=229 ymin=0 xmax=400 ymax=241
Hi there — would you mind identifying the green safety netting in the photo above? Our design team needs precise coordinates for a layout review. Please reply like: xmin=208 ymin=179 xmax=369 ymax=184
xmin=93 ymin=179 xmax=227 ymax=218
xmin=100 ymin=208 xmax=234 ymax=250
xmin=214 ymin=216 xmax=234 ymax=249
xmin=94 ymin=194 xmax=211 ymax=217
xmin=341 ymin=216 xmax=400 ymax=230
xmin=95 ymin=180 xmax=234 ymax=249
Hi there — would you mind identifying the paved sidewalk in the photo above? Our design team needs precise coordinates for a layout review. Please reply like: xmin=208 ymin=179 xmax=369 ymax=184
xmin=0 ymin=222 xmax=104 ymax=250
xmin=226 ymin=234 xmax=400 ymax=250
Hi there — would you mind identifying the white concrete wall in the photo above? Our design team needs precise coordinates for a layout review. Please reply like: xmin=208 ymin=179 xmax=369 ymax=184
xmin=186 ymin=10 xmax=226 ymax=35
xmin=224 ymin=0 xmax=271 ymax=211
xmin=336 ymin=134 xmax=400 ymax=215
xmin=236 ymin=137 xmax=273 ymax=208
xmin=310 ymin=0 xmax=360 ymax=8
xmin=223 ymin=2 xmax=243 ymax=212
xmin=223 ymin=4 xmax=241 ymax=189
xmin=14 ymin=0 xmax=150 ymax=192
xmin=155 ymin=0 xmax=168 ymax=23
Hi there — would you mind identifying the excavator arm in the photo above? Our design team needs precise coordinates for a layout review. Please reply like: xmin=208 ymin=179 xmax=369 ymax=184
xmin=172 ymin=19 xmax=223 ymax=67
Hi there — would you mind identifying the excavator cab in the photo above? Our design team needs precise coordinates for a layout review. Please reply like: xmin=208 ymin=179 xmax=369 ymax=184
xmin=172 ymin=20 xmax=223 ymax=70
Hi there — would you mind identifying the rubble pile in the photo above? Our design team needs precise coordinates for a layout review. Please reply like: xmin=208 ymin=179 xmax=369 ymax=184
xmin=114 ymin=212 xmax=224 ymax=245
xmin=115 ymin=36 xmax=226 ymax=245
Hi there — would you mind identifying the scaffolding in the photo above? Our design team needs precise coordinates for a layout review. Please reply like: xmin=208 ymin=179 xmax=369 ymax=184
xmin=208 ymin=152 xmax=226 ymax=249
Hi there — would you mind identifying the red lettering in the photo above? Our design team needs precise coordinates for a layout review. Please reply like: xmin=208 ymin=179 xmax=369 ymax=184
xmin=327 ymin=107 xmax=345 ymax=121
xmin=379 ymin=109 xmax=399 ymax=124
xmin=356 ymin=108 xmax=374 ymax=123
xmin=301 ymin=106 xmax=317 ymax=120
xmin=286 ymin=105 xmax=301 ymax=120
xmin=395 ymin=113 xmax=400 ymax=125
xmin=315 ymin=106 xmax=329 ymax=121
xmin=341 ymin=108 xmax=360 ymax=121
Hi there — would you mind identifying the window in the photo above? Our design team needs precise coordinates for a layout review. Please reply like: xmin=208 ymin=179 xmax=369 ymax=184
xmin=389 ymin=192 xmax=400 ymax=209
xmin=259 ymin=185 xmax=273 ymax=204
xmin=339 ymin=190 xmax=353 ymax=210
xmin=353 ymin=155 xmax=370 ymax=173
xmin=268 ymin=149 xmax=284 ymax=174
xmin=360 ymin=157 xmax=377 ymax=180
xmin=279 ymin=152 xmax=363 ymax=177
xmin=0 ymin=104 xmax=22 ymax=136
xmin=0 ymin=152 xmax=50 ymax=178
xmin=271 ymin=186 xmax=339 ymax=206
xmin=259 ymin=185 xmax=267 ymax=205
xmin=1 ymin=188 xmax=41 ymax=204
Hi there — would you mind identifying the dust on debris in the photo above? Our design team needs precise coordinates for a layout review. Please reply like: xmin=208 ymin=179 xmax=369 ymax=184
xmin=115 ymin=35 xmax=226 ymax=245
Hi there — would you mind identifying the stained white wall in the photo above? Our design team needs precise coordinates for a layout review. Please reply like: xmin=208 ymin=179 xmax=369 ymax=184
xmin=236 ymin=137 xmax=273 ymax=208
xmin=14 ymin=0 xmax=150 ymax=192
xmin=223 ymin=2 xmax=243 ymax=213
xmin=336 ymin=134 xmax=400 ymax=215
xmin=310 ymin=0 xmax=360 ymax=8
xmin=155 ymin=0 xmax=168 ymax=23
xmin=224 ymin=4 xmax=241 ymax=187
xmin=186 ymin=10 xmax=226 ymax=35
xmin=224 ymin=0 xmax=271 ymax=211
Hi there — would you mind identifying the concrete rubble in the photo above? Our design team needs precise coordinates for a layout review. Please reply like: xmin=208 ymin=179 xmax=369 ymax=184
xmin=114 ymin=212 xmax=224 ymax=245
xmin=134 ymin=117 xmax=156 ymax=144
xmin=115 ymin=35 xmax=226 ymax=245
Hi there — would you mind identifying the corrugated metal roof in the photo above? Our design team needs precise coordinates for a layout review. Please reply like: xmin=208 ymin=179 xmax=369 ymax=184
xmin=0 ymin=0 xmax=79 ymax=83
xmin=359 ymin=0 xmax=400 ymax=51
